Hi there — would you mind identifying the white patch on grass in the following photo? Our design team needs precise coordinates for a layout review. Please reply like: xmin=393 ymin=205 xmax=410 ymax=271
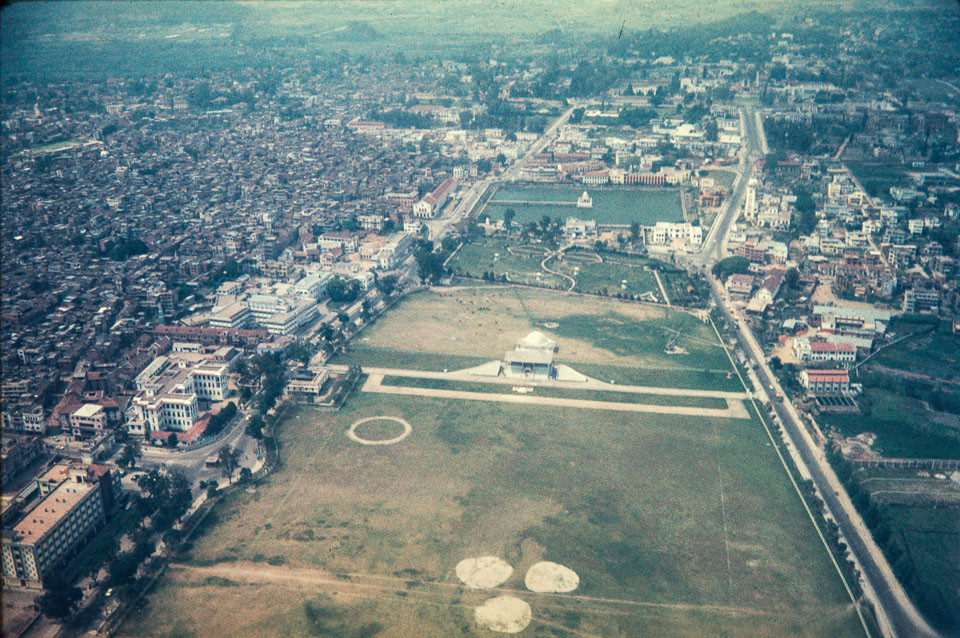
xmin=524 ymin=561 xmax=579 ymax=593
xmin=456 ymin=556 xmax=513 ymax=589
xmin=474 ymin=595 xmax=531 ymax=633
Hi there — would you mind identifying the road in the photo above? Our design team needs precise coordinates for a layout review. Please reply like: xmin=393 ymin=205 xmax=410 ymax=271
xmin=134 ymin=408 xmax=261 ymax=491
xmin=711 ymin=283 xmax=935 ymax=638
xmin=426 ymin=103 xmax=579 ymax=242
xmin=681 ymin=105 xmax=936 ymax=638
xmin=685 ymin=104 xmax=763 ymax=270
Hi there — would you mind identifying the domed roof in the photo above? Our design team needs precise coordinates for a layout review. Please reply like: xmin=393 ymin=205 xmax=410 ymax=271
xmin=517 ymin=331 xmax=556 ymax=350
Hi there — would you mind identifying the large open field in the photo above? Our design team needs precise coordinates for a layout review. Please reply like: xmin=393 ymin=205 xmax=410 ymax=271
xmin=122 ymin=289 xmax=864 ymax=637
xmin=480 ymin=184 xmax=684 ymax=225
xmin=335 ymin=288 xmax=740 ymax=391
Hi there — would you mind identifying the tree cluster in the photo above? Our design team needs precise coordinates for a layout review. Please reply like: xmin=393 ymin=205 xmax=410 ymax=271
xmin=711 ymin=256 xmax=751 ymax=280
xmin=204 ymin=401 xmax=238 ymax=438
xmin=326 ymin=277 xmax=361 ymax=303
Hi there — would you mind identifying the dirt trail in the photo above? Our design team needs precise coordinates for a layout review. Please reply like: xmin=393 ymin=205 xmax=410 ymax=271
xmin=168 ymin=562 xmax=779 ymax=617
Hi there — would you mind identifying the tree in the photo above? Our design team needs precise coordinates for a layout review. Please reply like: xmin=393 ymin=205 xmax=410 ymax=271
xmin=245 ymin=413 xmax=264 ymax=439
xmin=37 ymin=576 xmax=82 ymax=620
xmin=711 ymin=256 xmax=751 ymax=280
xmin=117 ymin=440 xmax=142 ymax=469
xmin=785 ymin=267 xmax=800 ymax=289
xmin=440 ymin=236 xmax=459 ymax=254
xmin=166 ymin=432 xmax=178 ymax=448
xmin=503 ymin=209 xmax=516 ymax=229
xmin=414 ymin=240 xmax=446 ymax=284
xmin=239 ymin=467 xmax=253 ymax=483
xmin=376 ymin=274 xmax=398 ymax=296
xmin=630 ymin=221 xmax=641 ymax=242
xmin=218 ymin=446 xmax=241 ymax=483
xmin=705 ymin=119 xmax=719 ymax=142
xmin=326 ymin=277 xmax=361 ymax=303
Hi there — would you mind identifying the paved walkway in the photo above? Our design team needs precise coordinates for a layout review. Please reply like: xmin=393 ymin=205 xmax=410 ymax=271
xmin=361 ymin=365 xmax=750 ymax=400
xmin=653 ymin=269 xmax=671 ymax=306
xmin=363 ymin=374 xmax=750 ymax=419
xmin=540 ymin=253 xmax=576 ymax=292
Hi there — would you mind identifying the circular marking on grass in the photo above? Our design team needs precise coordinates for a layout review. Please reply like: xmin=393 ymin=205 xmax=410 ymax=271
xmin=456 ymin=556 xmax=513 ymax=589
xmin=524 ymin=561 xmax=579 ymax=593
xmin=347 ymin=416 xmax=412 ymax=446
xmin=474 ymin=595 xmax=531 ymax=634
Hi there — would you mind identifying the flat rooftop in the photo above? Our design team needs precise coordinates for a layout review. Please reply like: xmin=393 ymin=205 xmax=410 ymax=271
xmin=12 ymin=480 xmax=95 ymax=543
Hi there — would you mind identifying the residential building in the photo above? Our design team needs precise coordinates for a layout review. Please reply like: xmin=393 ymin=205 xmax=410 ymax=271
xmin=794 ymin=338 xmax=857 ymax=365
xmin=800 ymin=369 xmax=851 ymax=395
xmin=1 ymin=464 xmax=121 ymax=588
xmin=903 ymin=287 xmax=939 ymax=314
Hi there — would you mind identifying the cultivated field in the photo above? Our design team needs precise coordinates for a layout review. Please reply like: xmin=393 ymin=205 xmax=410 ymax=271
xmin=848 ymin=468 xmax=960 ymax=633
xmin=122 ymin=288 xmax=864 ymax=637
xmin=481 ymin=184 xmax=684 ymax=225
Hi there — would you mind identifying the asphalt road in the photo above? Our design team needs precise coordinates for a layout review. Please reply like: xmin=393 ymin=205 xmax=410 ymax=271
xmin=683 ymin=105 xmax=936 ymax=638
xmin=711 ymin=282 xmax=935 ymax=638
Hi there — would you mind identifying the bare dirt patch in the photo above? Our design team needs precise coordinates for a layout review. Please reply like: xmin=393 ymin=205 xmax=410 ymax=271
xmin=474 ymin=595 xmax=532 ymax=633
xmin=524 ymin=561 xmax=579 ymax=593
xmin=346 ymin=416 xmax=412 ymax=445
xmin=455 ymin=556 xmax=514 ymax=589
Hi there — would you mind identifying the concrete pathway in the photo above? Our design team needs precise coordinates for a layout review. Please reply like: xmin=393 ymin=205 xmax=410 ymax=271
xmin=362 ymin=374 xmax=750 ymax=419
xmin=653 ymin=269 xmax=671 ymax=306
xmin=362 ymin=365 xmax=750 ymax=400
xmin=541 ymin=253 xmax=576 ymax=292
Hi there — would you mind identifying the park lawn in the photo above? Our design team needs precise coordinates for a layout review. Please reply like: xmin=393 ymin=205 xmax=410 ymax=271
xmin=819 ymin=387 xmax=960 ymax=459
xmin=123 ymin=390 xmax=864 ymax=638
xmin=705 ymin=169 xmax=737 ymax=190
xmin=482 ymin=183 xmax=684 ymax=225
xmin=553 ymin=255 xmax=661 ymax=299
xmin=846 ymin=161 xmax=912 ymax=201
xmin=447 ymin=239 xmax=564 ymax=288
xmin=378 ymin=375 xmax=729 ymax=409
xmin=571 ymin=361 xmax=744 ymax=392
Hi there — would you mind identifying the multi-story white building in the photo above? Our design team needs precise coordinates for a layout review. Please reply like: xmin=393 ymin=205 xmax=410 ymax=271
xmin=208 ymin=302 xmax=252 ymax=330
xmin=794 ymin=338 xmax=857 ymax=365
xmin=357 ymin=214 xmax=386 ymax=231
xmin=69 ymin=404 xmax=108 ymax=439
xmin=128 ymin=356 xmax=229 ymax=436
xmin=2 ymin=467 xmax=109 ymax=588
xmin=646 ymin=222 xmax=703 ymax=246
xmin=903 ymin=287 xmax=939 ymax=314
